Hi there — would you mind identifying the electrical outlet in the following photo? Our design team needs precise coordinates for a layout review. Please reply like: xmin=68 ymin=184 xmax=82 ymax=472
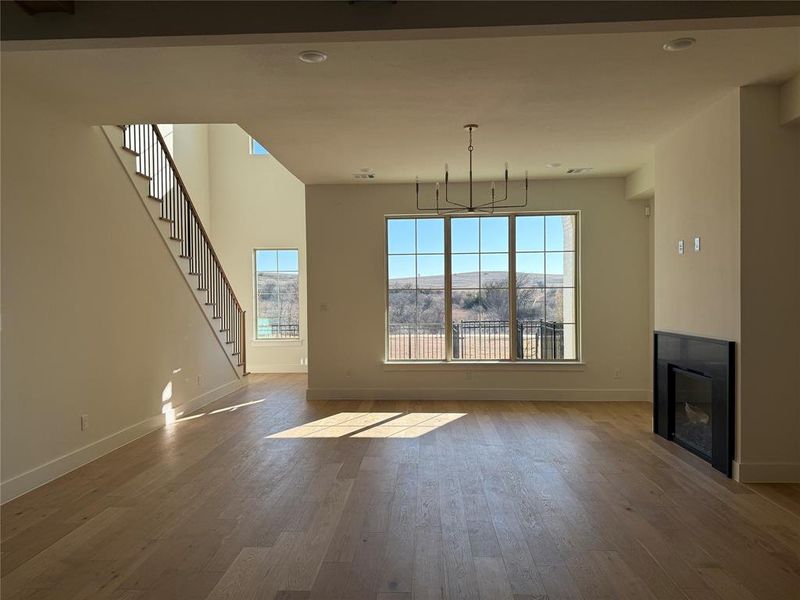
xmin=80 ymin=414 xmax=89 ymax=431
xmin=694 ymin=236 xmax=701 ymax=252
xmin=614 ymin=368 xmax=623 ymax=379
xmin=197 ymin=374 xmax=203 ymax=386
xmin=678 ymin=240 xmax=685 ymax=255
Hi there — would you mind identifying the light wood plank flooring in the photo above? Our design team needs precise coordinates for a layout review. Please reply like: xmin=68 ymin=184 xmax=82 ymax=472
xmin=2 ymin=374 xmax=799 ymax=599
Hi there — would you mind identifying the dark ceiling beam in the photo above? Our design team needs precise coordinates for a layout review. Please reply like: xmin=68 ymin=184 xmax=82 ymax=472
xmin=2 ymin=1 xmax=800 ymax=42
xmin=15 ymin=1 xmax=75 ymax=16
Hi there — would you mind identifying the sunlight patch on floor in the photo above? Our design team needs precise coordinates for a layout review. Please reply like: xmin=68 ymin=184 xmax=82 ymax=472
xmin=267 ymin=412 xmax=467 ymax=439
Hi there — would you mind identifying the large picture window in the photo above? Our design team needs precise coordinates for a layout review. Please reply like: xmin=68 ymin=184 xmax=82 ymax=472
xmin=255 ymin=249 xmax=300 ymax=339
xmin=386 ymin=213 xmax=578 ymax=362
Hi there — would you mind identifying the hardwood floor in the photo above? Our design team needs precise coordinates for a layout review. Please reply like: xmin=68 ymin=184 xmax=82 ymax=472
xmin=2 ymin=374 xmax=799 ymax=599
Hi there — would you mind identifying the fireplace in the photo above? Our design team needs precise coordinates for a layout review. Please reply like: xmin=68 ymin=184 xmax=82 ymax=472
xmin=654 ymin=332 xmax=735 ymax=476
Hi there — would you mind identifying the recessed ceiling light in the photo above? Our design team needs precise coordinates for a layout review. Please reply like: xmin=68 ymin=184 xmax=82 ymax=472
xmin=298 ymin=50 xmax=327 ymax=64
xmin=662 ymin=37 xmax=696 ymax=52
xmin=546 ymin=162 xmax=562 ymax=169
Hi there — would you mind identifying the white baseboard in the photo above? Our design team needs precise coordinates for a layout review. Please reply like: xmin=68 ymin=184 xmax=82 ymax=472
xmin=306 ymin=387 xmax=650 ymax=402
xmin=248 ymin=363 xmax=308 ymax=374
xmin=0 ymin=378 xmax=246 ymax=504
xmin=732 ymin=460 xmax=800 ymax=483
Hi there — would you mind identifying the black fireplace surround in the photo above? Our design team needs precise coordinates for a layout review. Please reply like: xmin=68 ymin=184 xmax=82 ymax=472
xmin=653 ymin=331 xmax=735 ymax=477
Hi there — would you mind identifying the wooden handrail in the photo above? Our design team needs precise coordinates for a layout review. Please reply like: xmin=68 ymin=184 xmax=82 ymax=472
xmin=150 ymin=125 xmax=243 ymax=313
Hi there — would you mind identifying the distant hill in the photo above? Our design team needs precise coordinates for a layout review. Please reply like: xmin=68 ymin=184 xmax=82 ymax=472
xmin=390 ymin=271 xmax=561 ymax=288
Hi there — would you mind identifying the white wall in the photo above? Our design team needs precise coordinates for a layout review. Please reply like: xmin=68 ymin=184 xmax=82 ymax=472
xmin=0 ymin=82 xmax=241 ymax=502
xmin=207 ymin=125 xmax=307 ymax=373
xmin=738 ymin=85 xmax=800 ymax=481
xmin=654 ymin=91 xmax=742 ymax=342
xmin=779 ymin=71 xmax=800 ymax=126
xmin=306 ymin=178 xmax=651 ymax=401
xmin=173 ymin=124 xmax=212 ymax=229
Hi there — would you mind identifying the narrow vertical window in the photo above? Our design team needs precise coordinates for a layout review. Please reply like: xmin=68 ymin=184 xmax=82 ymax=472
xmin=387 ymin=218 xmax=445 ymax=360
xmin=255 ymin=249 xmax=300 ymax=339
xmin=515 ymin=215 xmax=577 ymax=359
xmin=451 ymin=216 xmax=510 ymax=360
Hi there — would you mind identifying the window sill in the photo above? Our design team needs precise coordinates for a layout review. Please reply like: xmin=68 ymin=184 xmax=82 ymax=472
xmin=252 ymin=339 xmax=303 ymax=347
xmin=383 ymin=361 xmax=586 ymax=371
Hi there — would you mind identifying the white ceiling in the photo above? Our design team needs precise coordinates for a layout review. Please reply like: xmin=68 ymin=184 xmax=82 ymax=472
xmin=2 ymin=24 xmax=799 ymax=184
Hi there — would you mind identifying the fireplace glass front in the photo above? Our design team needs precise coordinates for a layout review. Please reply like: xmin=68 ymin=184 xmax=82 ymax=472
xmin=672 ymin=368 xmax=713 ymax=460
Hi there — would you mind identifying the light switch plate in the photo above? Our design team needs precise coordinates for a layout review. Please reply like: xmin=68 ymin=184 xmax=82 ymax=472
xmin=694 ymin=236 xmax=701 ymax=252
xmin=678 ymin=240 xmax=685 ymax=255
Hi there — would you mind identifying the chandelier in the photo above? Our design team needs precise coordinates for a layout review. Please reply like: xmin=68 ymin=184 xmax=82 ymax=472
xmin=416 ymin=124 xmax=529 ymax=214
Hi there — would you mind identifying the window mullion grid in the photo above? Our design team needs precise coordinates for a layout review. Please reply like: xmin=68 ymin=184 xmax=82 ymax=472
xmin=276 ymin=266 xmax=283 ymax=337
xmin=509 ymin=217 xmax=517 ymax=362
xmin=543 ymin=217 xmax=548 ymax=327
xmin=444 ymin=216 xmax=453 ymax=362
xmin=384 ymin=221 xmax=390 ymax=361
xmin=413 ymin=221 xmax=419 ymax=361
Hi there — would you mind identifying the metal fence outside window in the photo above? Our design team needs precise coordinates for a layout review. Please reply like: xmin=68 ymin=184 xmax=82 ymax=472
xmin=388 ymin=320 xmax=564 ymax=361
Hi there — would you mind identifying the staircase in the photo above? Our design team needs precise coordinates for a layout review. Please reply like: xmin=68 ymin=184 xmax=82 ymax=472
xmin=107 ymin=124 xmax=246 ymax=375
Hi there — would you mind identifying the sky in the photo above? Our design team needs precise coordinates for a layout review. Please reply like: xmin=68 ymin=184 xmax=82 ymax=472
xmin=387 ymin=216 xmax=574 ymax=281
xmin=256 ymin=249 xmax=298 ymax=272
xmin=251 ymin=138 xmax=270 ymax=155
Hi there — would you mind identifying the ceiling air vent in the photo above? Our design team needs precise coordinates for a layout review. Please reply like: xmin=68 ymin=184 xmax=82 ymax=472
xmin=353 ymin=168 xmax=375 ymax=180
xmin=566 ymin=167 xmax=593 ymax=175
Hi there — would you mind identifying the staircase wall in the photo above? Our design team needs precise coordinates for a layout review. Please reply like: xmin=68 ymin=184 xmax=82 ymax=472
xmin=207 ymin=124 xmax=308 ymax=373
xmin=0 ymin=82 xmax=242 ymax=502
